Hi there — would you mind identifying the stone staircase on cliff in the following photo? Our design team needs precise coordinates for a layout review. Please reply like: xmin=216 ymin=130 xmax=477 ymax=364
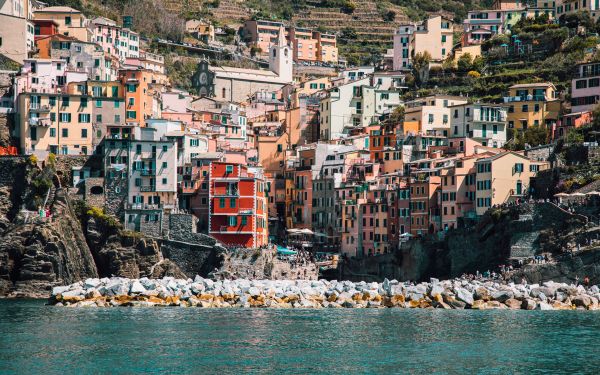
xmin=509 ymin=204 xmax=538 ymax=260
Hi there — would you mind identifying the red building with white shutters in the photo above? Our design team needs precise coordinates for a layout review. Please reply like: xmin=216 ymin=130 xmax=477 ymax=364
xmin=208 ymin=162 xmax=268 ymax=248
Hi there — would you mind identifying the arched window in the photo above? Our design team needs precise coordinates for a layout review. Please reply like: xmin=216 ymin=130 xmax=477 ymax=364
xmin=284 ymin=48 xmax=288 ymax=57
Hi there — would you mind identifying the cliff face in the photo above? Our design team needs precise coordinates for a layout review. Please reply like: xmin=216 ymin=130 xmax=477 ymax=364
xmin=0 ymin=157 xmax=189 ymax=297
xmin=0 ymin=189 xmax=98 ymax=297
xmin=340 ymin=203 xmax=594 ymax=283
xmin=0 ymin=158 xmax=99 ymax=297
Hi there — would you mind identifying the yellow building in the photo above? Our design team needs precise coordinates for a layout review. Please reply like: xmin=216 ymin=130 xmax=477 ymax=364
xmin=505 ymin=83 xmax=561 ymax=131
xmin=474 ymin=151 xmax=549 ymax=215
xmin=18 ymin=92 xmax=93 ymax=155
xmin=296 ymin=77 xmax=332 ymax=97
xmin=33 ymin=6 xmax=92 ymax=42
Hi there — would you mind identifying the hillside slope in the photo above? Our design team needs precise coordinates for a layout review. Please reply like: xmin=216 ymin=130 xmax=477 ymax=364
xmin=41 ymin=0 xmax=492 ymax=63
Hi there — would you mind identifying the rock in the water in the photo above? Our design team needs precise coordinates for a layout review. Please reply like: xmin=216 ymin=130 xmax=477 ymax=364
xmin=455 ymin=288 xmax=474 ymax=306
xmin=130 ymin=280 xmax=146 ymax=294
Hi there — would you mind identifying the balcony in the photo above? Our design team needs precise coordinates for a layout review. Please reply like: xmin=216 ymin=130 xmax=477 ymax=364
xmin=213 ymin=189 xmax=239 ymax=197
xmin=28 ymin=118 xmax=51 ymax=127
xmin=139 ymin=185 xmax=156 ymax=192
xmin=125 ymin=203 xmax=163 ymax=210
xmin=139 ymin=169 xmax=155 ymax=176
xmin=29 ymin=104 xmax=51 ymax=113
xmin=466 ymin=18 xmax=502 ymax=25
xmin=503 ymin=95 xmax=549 ymax=103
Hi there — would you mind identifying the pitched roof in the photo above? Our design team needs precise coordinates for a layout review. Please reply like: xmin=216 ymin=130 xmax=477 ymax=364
xmin=34 ymin=6 xmax=81 ymax=13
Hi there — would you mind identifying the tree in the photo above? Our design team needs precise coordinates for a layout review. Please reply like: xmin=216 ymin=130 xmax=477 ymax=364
xmin=523 ymin=125 xmax=549 ymax=147
xmin=389 ymin=106 xmax=405 ymax=124
xmin=383 ymin=10 xmax=396 ymax=22
xmin=412 ymin=51 xmax=431 ymax=88
xmin=566 ymin=128 xmax=584 ymax=144
xmin=457 ymin=53 xmax=473 ymax=72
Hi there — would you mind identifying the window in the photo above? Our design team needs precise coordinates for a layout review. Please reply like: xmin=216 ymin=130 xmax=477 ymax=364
xmin=62 ymin=128 xmax=69 ymax=138
xmin=162 ymin=145 xmax=168 ymax=152
xmin=127 ymin=84 xmax=136 ymax=92
xmin=230 ymin=198 xmax=236 ymax=208
xmin=162 ymin=178 xmax=167 ymax=184
xmin=96 ymin=115 xmax=102 ymax=123
xmin=136 ymin=144 xmax=142 ymax=154
xmin=277 ymin=144 xmax=282 ymax=152
xmin=65 ymin=16 xmax=71 ymax=25
xmin=219 ymin=198 xmax=225 ymax=208
xmin=80 ymin=97 xmax=88 ymax=108
xmin=126 ymin=111 xmax=136 ymax=119
xmin=60 ymin=113 xmax=71 ymax=122
xmin=522 ymin=104 xmax=528 ymax=112
xmin=50 ymin=128 xmax=56 ymax=137
xmin=226 ymin=165 xmax=234 ymax=174
xmin=241 ymin=216 xmax=247 ymax=225
xmin=428 ymin=114 xmax=434 ymax=123
xmin=128 ymin=98 xmax=134 ymax=106
xmin=78 ymin=113 xmax=90 ymax=123
xmin=81 ymin=129 xmax=88 ymax=138
xmin=228 ymin=216 xmax=237 ymax=226
xmin=576 ymin=79 xmax=588 ymax=89
xmin=514 ymin=163 xmax=524 ymax=173
xmin=62 ymin=97 xmax=70 ymax=107
xmin=162 ymin=162 xmax=168 ymax=168
xmin=49 ymin=97 xmax=56 ymax=106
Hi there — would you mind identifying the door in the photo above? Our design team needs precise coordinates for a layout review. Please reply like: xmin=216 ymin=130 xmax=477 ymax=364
xmin=516 ymin=180 xmax=522 ymax=195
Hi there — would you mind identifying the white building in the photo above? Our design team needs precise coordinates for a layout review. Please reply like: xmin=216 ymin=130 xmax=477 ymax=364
xmin=319 ymin=77 xmax=370 ymax=140
xmin=449 ymin=103 xmax=508 ymax=148
xmin=192 ymin=26 xmax=293 ymax=102
xmin=91 ymin=17 xmax=140 ymax=61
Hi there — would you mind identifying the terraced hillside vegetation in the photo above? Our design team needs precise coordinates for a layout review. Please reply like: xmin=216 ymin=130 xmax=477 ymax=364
xmin=43 ymin=0 xmax=493 ymax=64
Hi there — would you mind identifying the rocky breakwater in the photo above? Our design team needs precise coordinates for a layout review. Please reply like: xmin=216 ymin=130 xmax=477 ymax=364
xmin=48 ymin=277 xmax=600 ymax=310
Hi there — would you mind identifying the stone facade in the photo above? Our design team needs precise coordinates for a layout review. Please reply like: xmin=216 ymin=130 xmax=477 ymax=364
xmin=168 ymin=213 xmax=218 ymax=246
xmin=525 ymin=144 xmax=554 ymax=162
xmin=159 ymin=239 xmax=218 ymax=277
xmin=123 ymin=209 xmax=163 ymax=238
xmin=83 ymin=177 xmax=105 ymax=208
xmin=104 ymin=170 xmax=127 ymax=217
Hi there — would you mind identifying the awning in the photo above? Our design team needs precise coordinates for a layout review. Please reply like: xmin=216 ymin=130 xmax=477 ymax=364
xmin=277 ymin=246 xmax=297 ymax=255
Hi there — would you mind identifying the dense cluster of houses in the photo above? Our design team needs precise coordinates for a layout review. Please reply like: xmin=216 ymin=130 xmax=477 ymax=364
xmin=0 ymin=1 xmax=597 ymax=258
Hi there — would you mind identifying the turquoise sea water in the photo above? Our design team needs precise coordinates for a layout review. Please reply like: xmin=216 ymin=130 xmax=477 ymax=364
xmin=1 ymin=300 xmax=600 ymax=374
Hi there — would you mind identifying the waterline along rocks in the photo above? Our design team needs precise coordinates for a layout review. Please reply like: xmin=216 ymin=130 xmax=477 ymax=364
xmin=49 ymin=277 xmax=600 ymax=310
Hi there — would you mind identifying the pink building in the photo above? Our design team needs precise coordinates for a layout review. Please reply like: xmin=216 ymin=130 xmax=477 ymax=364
xmin=91 ymin=17 xmax=139 ymax=61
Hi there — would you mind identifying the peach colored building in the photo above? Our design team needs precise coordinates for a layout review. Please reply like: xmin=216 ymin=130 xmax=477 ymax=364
xmin=18 ymin=92 xmax=94 ymax=155
xmin=33 ymin=6 xmax=92 ymax=42
xmin=244 ymin=20 xmax=338 ymax=63
xmin=393 ymin=15 xmax=454 ymax=70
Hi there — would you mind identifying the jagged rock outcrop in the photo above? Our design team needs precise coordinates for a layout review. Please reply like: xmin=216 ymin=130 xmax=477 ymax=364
xmin=0 ymin=188 xmax=98 ymax=297
xmin=510 ymin=247 xmax=600 ymax=285
xmin=0 ymin=157 xmax=189 ymax=297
